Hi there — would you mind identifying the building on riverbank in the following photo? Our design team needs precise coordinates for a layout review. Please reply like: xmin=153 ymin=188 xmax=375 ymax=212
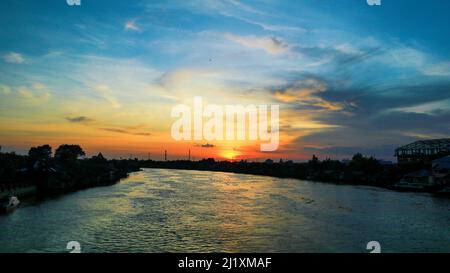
xmin=393 ymin=155 xmax=450 ymax=191
xmin=395 ymin=138 xmax=450 ymax=164
xmin=432 ymin=156 xmax=450 ymax=185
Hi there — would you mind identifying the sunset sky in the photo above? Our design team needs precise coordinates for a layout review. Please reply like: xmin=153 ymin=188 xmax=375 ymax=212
xmin=1 ymin=0 xmax=450 ymax=161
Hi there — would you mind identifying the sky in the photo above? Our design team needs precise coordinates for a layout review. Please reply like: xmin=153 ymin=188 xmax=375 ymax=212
xmin=1 ymin=0 xmax=450 ymax=161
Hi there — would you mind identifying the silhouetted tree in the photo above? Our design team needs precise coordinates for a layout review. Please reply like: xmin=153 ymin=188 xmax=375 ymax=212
xmin=28 ymin=145 xmax=52 ymax=162
xmin=349 ymin=153 xmax=382 ymax=174
xmin=55 ymin=144 xmax=85 ymax=163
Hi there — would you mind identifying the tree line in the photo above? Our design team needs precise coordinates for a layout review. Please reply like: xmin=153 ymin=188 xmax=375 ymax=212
xmin=0 ymin=144 xmax=140 ymax=195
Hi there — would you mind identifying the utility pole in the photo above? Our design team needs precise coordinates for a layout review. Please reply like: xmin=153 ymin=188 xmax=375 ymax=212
xmin=189 ymin=149 xmax=191 ymax=161
xmin=164 ymin=150 xmax=167 ymax=161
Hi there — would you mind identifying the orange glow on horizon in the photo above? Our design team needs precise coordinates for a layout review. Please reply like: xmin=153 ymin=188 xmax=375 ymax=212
xmin=221 ymin=150 xmax=241 ymax=161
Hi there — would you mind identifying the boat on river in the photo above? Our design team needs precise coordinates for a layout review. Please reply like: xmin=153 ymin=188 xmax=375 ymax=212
xmin=0 ymin=196 xmax=20 ymax=214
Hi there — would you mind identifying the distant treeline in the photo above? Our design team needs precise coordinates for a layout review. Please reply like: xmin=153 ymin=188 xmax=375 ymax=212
xmin=0 ymin=145 xmax=140 ymax=197
xmin=1 ymin=144 xmax=431 ymax=197
xmin=140 ymin=154 xmax=430 ymax=188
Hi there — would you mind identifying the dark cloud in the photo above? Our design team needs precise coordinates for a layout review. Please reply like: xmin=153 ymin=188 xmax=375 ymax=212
xmin=277 ymin=76 xmax=450 ymax=159
xmin=313 ymin=82 xmax=450 ymax=131
xmin=65 ymin=116 xmax=94 ymax=123
xmin=101 ymin=128 xmax=151 ymax=136
xmin=270 ymin=37 xmax=289 ymax=50
xmin=195 ymin=143 xmax=215 ymax=148
xmin=65 ymin=116 xmax=152 ymax=136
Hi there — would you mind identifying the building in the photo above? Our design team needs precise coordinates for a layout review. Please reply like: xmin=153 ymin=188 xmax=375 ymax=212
xmin=402 ymin=170 xmax=433 ymax=185
xmin=264 ymin=159 xmax=274 ymax=165
xmin=395 ymin=138 xmax=450 ymax=164
xmin=392 ymin=170 xmax=435 ymax=191
xmin=432 ymin=156 xmax=450 ymax=183
xmin=393 ymin=155 xmax=450 ymax=191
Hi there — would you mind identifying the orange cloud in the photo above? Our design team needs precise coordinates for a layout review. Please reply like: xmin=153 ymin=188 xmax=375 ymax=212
xmin=274 ymin=79 xmax=343 ymax=111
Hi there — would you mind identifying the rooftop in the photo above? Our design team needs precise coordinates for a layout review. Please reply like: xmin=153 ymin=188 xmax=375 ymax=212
xmin=396 ymin=138 xmax=450 ymax=154
xmin=395 ymin=138 xmax=450 ymax=163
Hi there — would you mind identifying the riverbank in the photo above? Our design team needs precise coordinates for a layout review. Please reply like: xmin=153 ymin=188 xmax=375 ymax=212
xmin=0 ymin=145 xmax=141 ymax=202
xmin=2 ymin=145 xmax=448 ymax=201
xmin=0 ymin=185 xmax=37 ymax=200
xmin=139 ymin=157 xmax=397 ymax=188
xmin=0 ymin=167 xmax=141 ymax=203
xmin=137 ymin=156 xmax=448 ymax=196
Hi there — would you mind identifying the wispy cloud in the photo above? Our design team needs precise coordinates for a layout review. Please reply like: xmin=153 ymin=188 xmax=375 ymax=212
xmin=0 ymin=84 xmax=12 ymax=95
xmin=100 ymin=127 xmax=151 ymax=136
xmin=220 ymin=11 xmax=306 ymax=34
xmin=64 ymin=114 xmax=152 ymax=136
xmin=3 ymin=52 xmax=28 ymax=64
xmin=387 ymin=98 xmax=450 ymax=115
xmin=224 ymin=33 xmax=289 ymax=55
xmin=94 ymin=85 xmax=121 ymax=108
xmin=423 ymin=62 xmax=450 ymax=76
xmin=124 ymin=20 xmax=141 ymax=32
xmin=16 ymin=83 xmax=51 ymax=102
xmin=250 ymin=21 xmax=306 ymax=33
xmin=227 ymin=0 xmax=266 ymax=16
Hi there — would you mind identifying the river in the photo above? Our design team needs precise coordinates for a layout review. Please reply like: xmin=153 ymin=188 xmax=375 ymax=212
xmin=0 ymin=168 xmax=449 ymax=253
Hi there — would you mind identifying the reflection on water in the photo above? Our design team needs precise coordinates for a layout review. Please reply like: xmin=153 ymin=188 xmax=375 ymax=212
xmin=0 ymin=168 xmax=449 ymax=253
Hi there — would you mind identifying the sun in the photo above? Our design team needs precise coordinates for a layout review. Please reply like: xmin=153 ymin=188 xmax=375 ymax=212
xmin=222 ymin=150 xmax=240 ymax=161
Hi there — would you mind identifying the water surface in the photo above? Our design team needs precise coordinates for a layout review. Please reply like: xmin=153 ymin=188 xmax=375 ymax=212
xmin=1 ymin=168 xmax=449 ymax=253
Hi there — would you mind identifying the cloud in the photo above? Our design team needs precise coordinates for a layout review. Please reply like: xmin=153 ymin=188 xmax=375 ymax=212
xmin=3 ymin=52 xmax=28 ymax=64
xmin=64 ymin=114 xmax=151 ymax=136
xmin=69 ymin=55 xmax=160 ymax=110
xmin=227 ymin=0 xmax=266 ymax=16
xmin=387 ymin=47 xmax=426 ymax=68
xmin=388 ymin=98 xmax=450 ymax=115
xmin=367 ymin=45 xmax=426 ymax=72
xmin=94 ymin=85 xmax=121 ymax=108
xmin=219 ymin=10 xmax=306 ymax=34
xmin=423 ymin=62 xmax=450 ymax=76
xmin=273 ymin=79 xmax=344 ymax=111
xmin=251 ymin=22 xmax=306 ymax=33
xmin=196 ymin=143 xmax=215 ymax=148
xmin=100 ymin=127 xmax=151 ymax=136
xmin=292 ymin=43 xmax=383 ymax=70
xmin=65 ymin=116 xmax=95 ymax=123
xmin=224 ymin=33 xmax=289 ymax=55
xmin=0 ymin=84 xmax=12 ymax=95
xmin=152 ymin=68 xmax=235 ymax=101
xmin=16 ymin=83 xmax=51 ymax=101
xmin=290 ymin=81 xmax=450 ymax=159
xmin=124 ymin=20 xmax=141 ymax=32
